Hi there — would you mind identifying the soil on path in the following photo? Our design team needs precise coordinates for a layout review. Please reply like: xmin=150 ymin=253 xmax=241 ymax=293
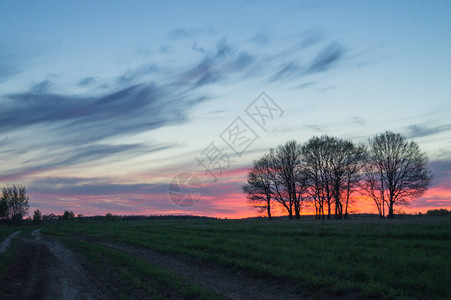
xmin=93 ymin=239 xmax=307 ymax=300
xmin=0 ymin=229 xmax=105 ymax=300
xmin=1 ymin=230 xmax=324 ymax=299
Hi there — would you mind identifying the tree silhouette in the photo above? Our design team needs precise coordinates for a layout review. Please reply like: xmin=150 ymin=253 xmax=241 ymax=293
xmin=243 ymin=133 xmax=433 ymax=220
xmin=33 ymin=209 xmax=42 ymax=225
xmin=363 ymin=131 xmax=432 ymax=218
xmin=242 ymin=154 xmax=274 ymax=220
xmin=328 ymin=138 xmax=366 ymax=219
xmin=1 ymin=185 xmax=29 ymax=222
xmin=270 ymin=141 xmax=308 ymax=219
xmin=302 ymin=136 xmax=336 ymax=219
xmin=243 ymin=141 xmax=308 ymax=220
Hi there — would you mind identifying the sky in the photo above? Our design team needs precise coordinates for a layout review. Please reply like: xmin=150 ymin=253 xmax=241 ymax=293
xmin=0 ymin=0 xmax=450 ymax=218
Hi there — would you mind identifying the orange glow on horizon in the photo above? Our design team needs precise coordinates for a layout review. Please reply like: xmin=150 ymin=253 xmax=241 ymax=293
xmin=27 ymin=169 xmax=450 ymax=219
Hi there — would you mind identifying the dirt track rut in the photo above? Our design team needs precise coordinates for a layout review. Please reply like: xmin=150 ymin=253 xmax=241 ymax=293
xmin=94 ymin=239 xmax=302 ymax=300
xmin=0 ymin=229 xmax=104 ymax=300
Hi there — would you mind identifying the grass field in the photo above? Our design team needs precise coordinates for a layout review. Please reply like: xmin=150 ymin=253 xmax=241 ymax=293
xmin=34 ymin=216 xmax=451 ymax=299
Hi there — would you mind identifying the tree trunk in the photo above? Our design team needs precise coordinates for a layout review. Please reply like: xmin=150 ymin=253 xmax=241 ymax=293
xmin=388 ymin=201 xmax=394 ymax=218
xmin=266 ymin=200 xmax=272 ymax=221
xmin=327 ymin=202 xmax=331 ymax=219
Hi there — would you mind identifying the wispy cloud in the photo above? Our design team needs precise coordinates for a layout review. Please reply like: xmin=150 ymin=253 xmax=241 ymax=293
xmin=308 ymin=42 xmax=344 ymax=73
xmin=405 ymin=123 xmax=451 ymax=138
xmin=30 ymin=79 xmax=53 ymax=93
xmin=116 ymin=64 xmax=159 ymax=85
xmin=270 ymin=42 xmax=345 ymax=82
xmin=168 ymin=27 xmax=217 ymax=41
xmin=0 ymin=143 xmax=167 ymax=182
xmin=78 ymin=76 xmax=96 ymax=87
xmin=0 ymin=83 xmax=204 ymax=142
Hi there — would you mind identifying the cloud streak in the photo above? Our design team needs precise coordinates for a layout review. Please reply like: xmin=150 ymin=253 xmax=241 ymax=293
xmin=406 ymin=124 xmax=451 ymax=138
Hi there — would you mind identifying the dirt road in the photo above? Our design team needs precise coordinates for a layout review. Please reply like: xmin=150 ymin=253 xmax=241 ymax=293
xmin=95 ymin=239 xmax=301 ymax=300
xmin=0 ymin=231 xmax=307 ymax=299
xmin=0 ymin=229 xmax=104 ymax=300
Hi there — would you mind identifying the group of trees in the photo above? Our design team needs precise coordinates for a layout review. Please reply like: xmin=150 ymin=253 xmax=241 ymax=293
xmin=242 ymin=131 xmax=433 ymax=219
xmin=0 ymin=184 xmax=30 ymax=224
xmin=0 ymin=184 xmax=78 ymax=224
xmin=425 ymin=209 xmax=451 ymax=216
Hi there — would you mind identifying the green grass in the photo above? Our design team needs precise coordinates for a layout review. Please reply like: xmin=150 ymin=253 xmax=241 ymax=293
xmin=0 ymin=226 xmax=23 ymax=242
xmin=55 ymin=236 xmax=218 ymax=299
xmin=0 ymin=238 xmax=20 ymax=282
xmin=43 ymin=217 xmax=451 ymax=299
xmin=0 ymin=226 xmax=26 ymax=283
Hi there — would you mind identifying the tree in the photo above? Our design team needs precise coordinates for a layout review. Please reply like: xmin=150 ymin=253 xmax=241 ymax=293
xmin=328 ymin=139 xmax=366 ymax=219
xmin=63 ymin=210 xmax=75 ymax=220
xmin=270 ymin=141 xmax=308 ymax=219
xmin=363 ymin=131 xmax=432 ymax=218
xmin=105 ymin=212 xmax=120 ymax=221
xmin=426 ymin=209 xmax=451 ymax=216
xmin=1 ymin=185 xmax=30 ymax=222
xmin=0 ymin=197 xmax=7 ymax=219
xmin=302 ymin=136 xmax=336 ymax=219
xmin=242 ymin=154 xmax=274 ymax=220
xmin=342 ymin=143 xmax=366 ymax=218
xmin=302 ymin=136 xmax=365 ymax=219
xmin=33 ymin=209 xmax=42 ymax=225
xmin=243 ymin=141 xmax=308 ymax=220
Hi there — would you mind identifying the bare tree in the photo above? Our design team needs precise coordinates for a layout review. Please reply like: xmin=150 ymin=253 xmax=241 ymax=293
xmin=269 ymin=141 xmax=308 ymax=219
xmin=342 ymin=143 xmax=366 ymax=218
xmin=329 ymin=140 xmax=366 ymax=219
xmin=363 ymin=160 xmax=387 ymax=218
xmin=243 ymin=141 xmax=308 ymax=220
xmin=1 ymin=184 xmax=30 ymax=221
xmin=302 ymin=136 xmax=335 ymax=219
xmin=302 ymin=136 xmax=365 ymax=219
xmin=242 ymin=154 xmax=274 ymax=220
xmin=364 ymin=131 xmax=432 ymax=218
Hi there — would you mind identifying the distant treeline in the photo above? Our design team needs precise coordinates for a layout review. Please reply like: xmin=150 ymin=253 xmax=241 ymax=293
xmin=243 ymin=131 xmax=433 ymax=220
xmin=424 ymin=209 xmax=451 ymax=216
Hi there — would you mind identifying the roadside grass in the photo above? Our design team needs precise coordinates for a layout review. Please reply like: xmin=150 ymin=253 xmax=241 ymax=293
xmin=0 ymin=226 xmax=39 ymax=283
xmin=54 ymin=235 xmax=219 ymax=300
xmin=43 ymin=217 xmax=451 ymax=299
xmin=0 ymin=226 xmax=23 ymax=242
xmin=0 ymin=238 xmax=20 ymax=282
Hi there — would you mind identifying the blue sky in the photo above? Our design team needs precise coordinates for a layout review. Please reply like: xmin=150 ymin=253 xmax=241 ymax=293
xmin=0 ymin=1 xmax=450 ymax=217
